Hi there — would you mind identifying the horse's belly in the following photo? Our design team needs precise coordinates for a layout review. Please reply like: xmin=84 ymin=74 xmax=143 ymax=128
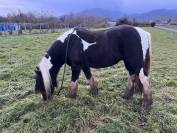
xmin=84 ymin=43 xmax=121 ymax=68
xmin=86 ymin=53 xmax=121 ymax=68
xmin=91 ymin=61 xmax=120 ymax=68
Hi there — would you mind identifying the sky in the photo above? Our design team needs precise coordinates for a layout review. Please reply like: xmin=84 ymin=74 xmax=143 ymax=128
xmin=0 ymin=0 xmax=177 ymax=16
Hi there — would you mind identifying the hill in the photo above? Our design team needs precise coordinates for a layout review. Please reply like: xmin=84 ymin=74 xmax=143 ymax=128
xmin=77 ymin=8 xmax=177 ymax=20
xmin=132 ymin=9 xmax=177 ymax=20
xmin=77 ymin=8 xmax=125 ymax=20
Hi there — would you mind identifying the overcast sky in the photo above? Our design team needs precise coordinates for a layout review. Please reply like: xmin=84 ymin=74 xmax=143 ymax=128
xmin=0 ymin=0 xmax=177 ymax=16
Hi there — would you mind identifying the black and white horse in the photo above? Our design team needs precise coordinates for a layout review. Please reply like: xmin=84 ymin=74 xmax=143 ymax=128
xmin=34 ymin=25 xmax=152 ymax=107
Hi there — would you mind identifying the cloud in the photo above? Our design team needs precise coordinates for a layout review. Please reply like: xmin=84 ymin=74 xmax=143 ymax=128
xmin=0 ymin=0 xmax=38 ymax=15
xmin=0 ymin=0 xmax=176 ymax=16
xmin=123 ymin=0 xmax=177 ymax=13
xmin=0 ymin=0 xmax=124 ymax=15
xmin=34 ymin=0 xmax=123 ymax=15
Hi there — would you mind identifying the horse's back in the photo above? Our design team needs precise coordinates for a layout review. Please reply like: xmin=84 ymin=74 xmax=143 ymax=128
xmin=76 ymin=26 xmax=149 ymax=73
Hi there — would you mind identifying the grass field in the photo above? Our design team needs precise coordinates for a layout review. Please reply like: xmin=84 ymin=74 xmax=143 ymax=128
xmin=0 ymin=28 xmax=177 ymax=133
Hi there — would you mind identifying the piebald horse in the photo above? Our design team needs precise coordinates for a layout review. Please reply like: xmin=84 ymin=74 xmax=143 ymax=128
xmin=34 ymin=25 xmax=152 ymax=108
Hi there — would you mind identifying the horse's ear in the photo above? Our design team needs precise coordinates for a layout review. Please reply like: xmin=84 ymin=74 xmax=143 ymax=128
xmin=35 ymin=70 xmax=40 ymax=74
xmin=45 ymin=53 xmax=49 ymax=59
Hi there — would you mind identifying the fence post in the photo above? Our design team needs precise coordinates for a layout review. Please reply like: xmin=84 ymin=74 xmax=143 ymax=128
xmin=18 ymin=24 xmax=22 ymax=35
xmin=40 ymin=23 xmax=42 ymax=33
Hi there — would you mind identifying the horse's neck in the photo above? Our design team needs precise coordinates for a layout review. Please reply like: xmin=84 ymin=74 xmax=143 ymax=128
xmin=51 ymin=64 xmax=61 ymax=79
xmin=48 ymin=42 xmax=66 ymax=80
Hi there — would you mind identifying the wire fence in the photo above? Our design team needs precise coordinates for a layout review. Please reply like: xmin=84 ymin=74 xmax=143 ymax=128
xmin=0 ymin=23 xmax=75 ymax=36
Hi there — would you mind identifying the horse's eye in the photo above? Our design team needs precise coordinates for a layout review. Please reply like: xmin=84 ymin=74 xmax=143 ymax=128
xmin=36 ymin=66 xmax=40 ymax=70
xmin=45 ymin=53 xmax=49 ymax=59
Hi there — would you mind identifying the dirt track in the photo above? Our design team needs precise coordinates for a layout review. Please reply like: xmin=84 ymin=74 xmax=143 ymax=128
xmin=155 ymin=26 xmax=177 ymax=33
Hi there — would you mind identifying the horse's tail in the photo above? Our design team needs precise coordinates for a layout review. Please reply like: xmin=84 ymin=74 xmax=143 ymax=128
xmin=143 ymin=32 xmax=152 ymax=78
xmin=134 ymin=32 xmax=152 ymax=94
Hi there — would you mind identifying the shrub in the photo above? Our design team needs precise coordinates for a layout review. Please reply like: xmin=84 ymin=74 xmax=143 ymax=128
xmin=116 ymin=17 xmax=132 ymax=26
xmin=151 ymin=22 xmax=156 ymax=27
xmin=116 ymin=17 xmax=154 ymax=27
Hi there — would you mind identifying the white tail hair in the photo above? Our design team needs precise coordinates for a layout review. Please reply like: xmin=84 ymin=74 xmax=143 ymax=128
xmin=146 ymin=32 xmax=152 ymax=58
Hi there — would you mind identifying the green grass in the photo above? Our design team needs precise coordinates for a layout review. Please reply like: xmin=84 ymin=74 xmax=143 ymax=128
xmin=0 ymin=28 xmax=177 ymax=133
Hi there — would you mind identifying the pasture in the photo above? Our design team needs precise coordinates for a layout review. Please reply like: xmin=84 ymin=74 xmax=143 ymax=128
xmin=0 ymin=28 xmax=177 ymax=132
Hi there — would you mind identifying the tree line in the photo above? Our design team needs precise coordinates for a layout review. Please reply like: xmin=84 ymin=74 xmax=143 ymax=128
xmin=0 ymin=12 xmax=107 ymax=29
xmin=0 ymin=11 xmax=157 ymax=36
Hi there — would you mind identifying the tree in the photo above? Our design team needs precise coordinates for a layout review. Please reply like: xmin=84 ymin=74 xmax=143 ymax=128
xmin=116 ymin=17 xmax=132 ymax=26
xmin=151 ymin=22 xmax=156 ymax=27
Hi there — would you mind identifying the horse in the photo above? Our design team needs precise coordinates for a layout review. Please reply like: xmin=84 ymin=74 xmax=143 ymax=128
xmin=34 ymin=25 xmax=152 ymax=108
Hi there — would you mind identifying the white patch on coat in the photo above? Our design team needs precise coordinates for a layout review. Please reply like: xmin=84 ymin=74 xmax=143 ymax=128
xmin=57 ymin=29 xmax=76 ymax=43
xmin=38 ymin=56 xmax=53 ymax=97
xmin=139 ymin=68 xmax=148 ymax=82
xmin=81 ymin=40 xmax=96 ymax=51
xmin=70 ymin=80 xmax=78 ymax=90
xmin=57 ymin=29 xmax=96 ymax=51
xmin=134 ymin=27 xmax=151 ymax=60
xmin=139 ymin=68 xmax=149 ymax=91
xmin=88 ymin=77 xmax=94 ymax=86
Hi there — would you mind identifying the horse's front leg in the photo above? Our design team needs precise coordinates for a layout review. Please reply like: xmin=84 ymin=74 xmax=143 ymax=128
xmin=68 ymin=65 xmax=81 ymax=98
xmin=83 ymin=67 xmax=98 ymax=96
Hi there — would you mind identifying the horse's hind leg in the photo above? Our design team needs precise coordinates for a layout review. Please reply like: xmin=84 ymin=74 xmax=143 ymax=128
xmin=122 ymin=74 xmax=135 ymax=100
xmin=68 ymin=65 xmax=81 ymax=98
xmin=83 ymin=67 xmax=98 ymax=96
xmin=139 ymin=68 xmax=152 ymax=108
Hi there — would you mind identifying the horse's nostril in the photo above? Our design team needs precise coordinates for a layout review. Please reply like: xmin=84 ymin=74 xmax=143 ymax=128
xmin=42 ymin=93 xmax=47 ymax=101
xmin=41 ymin=90 xmax=51 ymax=101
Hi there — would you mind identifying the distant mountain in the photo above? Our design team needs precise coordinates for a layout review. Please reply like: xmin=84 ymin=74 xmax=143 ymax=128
xmin=132 ymin=9 xmax=177 ymax=20
xmin=77 ymin=8 xmax=177 ymax=20
xmin=77 ymin=8 xmax=125 ymax=20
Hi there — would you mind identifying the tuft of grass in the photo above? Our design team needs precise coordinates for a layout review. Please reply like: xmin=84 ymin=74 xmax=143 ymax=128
xmin=0 ymin=28 xmax=177 ymax=132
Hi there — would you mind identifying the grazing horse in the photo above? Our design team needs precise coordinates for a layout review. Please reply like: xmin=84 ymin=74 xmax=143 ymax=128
xmin=34 ymin=25 xmax=152 ymax=107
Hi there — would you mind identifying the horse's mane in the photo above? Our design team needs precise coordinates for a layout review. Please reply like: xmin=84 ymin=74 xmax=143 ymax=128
xmin=38 ymin=56 xmax=53 ymax=97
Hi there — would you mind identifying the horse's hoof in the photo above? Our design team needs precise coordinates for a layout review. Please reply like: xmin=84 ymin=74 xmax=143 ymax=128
xmin=142 ymin=99 xmax=153 ymax=108
xmin=122 ymin=90 xmax=133 ymax=100
xmin=90 ymin=88 xmax=98 ymax=96
xmin=65 ymin=92 xmax=77 ymax=98
xmin=122 ymin=94 xmax=132 ymax=100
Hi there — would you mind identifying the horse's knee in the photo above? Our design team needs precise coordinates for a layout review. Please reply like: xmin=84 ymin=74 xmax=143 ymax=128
xmin=139 ymin=68 xmax=152 ymax=108
xmin=88 ymin=77 xmax=98 ymax=96
xmin=68 ymin=80 xmax=78 ymax=98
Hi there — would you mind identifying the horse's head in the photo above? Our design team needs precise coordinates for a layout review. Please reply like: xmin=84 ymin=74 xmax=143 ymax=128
xmin=34 ymin=29 xmax=81 ymax=100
